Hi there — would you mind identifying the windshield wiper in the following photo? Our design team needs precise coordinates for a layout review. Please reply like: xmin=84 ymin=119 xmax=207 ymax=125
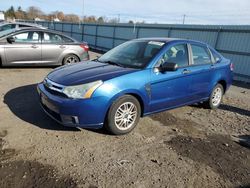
xmin=93 ymin=58 xmax=101 ymax=62
xmin=102 ymin=60 xmax=125 ymax=68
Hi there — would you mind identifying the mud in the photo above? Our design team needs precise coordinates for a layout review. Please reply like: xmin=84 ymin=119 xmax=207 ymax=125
xmin=0 ymin=130 xmax=76 ymax=188
xmin=167 ymin=135 xmax=250 ymax=187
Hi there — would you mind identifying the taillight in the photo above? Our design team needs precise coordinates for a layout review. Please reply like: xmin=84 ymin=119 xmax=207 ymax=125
xmin=80 ymin=44 xmax=89 ymax=51
xmin=230 ymin=63 xmax=234 ymax=71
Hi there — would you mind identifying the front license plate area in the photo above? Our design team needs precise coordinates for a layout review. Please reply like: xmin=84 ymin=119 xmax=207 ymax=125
xmin=41 ymin=93 xmax=58 ymax=113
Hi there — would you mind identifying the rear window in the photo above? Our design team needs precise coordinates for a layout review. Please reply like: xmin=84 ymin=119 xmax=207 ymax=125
xmin=210 ymin=48 xmax=222 ymax=63
xmin=62 ymin=36 xmax=74 ymax=43
xmin=19 ymin=24 xmax=32 ymax=28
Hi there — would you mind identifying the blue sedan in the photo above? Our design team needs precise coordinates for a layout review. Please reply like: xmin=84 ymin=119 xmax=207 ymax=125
xmin=37 ymin=38 xmax=233 ymax=135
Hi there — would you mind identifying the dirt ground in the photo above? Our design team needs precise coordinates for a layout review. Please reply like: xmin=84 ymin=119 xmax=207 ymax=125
xmin=0 ymin=51 xmax=249 ymax=188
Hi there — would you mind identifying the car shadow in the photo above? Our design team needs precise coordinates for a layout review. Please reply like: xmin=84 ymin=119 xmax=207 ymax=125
xmin=233 ymin=80 xmax=250 ymax=90
xmin=190 ymin=103 xmax=250 ymax=117
xmin=219 ymin=104 xmax=250 ymax=117
xmin=233 ymin=135 xmax=250 ymax=149
xmin=3 ymin=84 xmax=80 ymax=132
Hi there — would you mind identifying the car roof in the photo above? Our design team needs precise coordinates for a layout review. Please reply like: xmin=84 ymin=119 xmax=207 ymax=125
xmin=0 ymin=22 xmax=46 ymax=28
xmin=2 ymin=28 xmax=78 ymax=42
xmin=134 ymin=37 xmax=208 ymax=46
xmin=12 ymin=28 xmax=68 ymax=35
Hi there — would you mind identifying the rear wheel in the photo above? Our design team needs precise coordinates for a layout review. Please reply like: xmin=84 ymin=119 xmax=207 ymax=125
xmin=204 ymin=83 xmax=224 ymax=109
xmin=105 ymin=95 xmax=141 ymax=135
xmin=63 ymin=54 xmax=80 ymax=65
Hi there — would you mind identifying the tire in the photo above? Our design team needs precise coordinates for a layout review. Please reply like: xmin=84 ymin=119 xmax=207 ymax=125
xmin=63 ymin=54 xmax=80 ymax=65
xmin=204 ymin=84 xmax=224 ymax=109
xmin=105 ymin=95 xmax=141 ymax=135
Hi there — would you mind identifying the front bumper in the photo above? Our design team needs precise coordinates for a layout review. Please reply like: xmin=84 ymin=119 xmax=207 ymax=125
xmin=37 ymin=83 xmax=108 ymax=129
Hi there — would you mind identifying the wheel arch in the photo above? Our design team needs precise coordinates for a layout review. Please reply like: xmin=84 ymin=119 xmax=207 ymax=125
xmin=61 ymin=53 xmax=81 ymax=65
xmin=126 ymin=93 xmax=145 ymax=117
xmin=104 ymin=90 xmax=148 ymax=120
xmin=217 ymin=79 xmax=227 ymax=93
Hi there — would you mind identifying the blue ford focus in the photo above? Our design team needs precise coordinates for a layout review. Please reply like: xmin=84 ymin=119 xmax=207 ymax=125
xmin=37 ymin=38 xmax=233 ymax=135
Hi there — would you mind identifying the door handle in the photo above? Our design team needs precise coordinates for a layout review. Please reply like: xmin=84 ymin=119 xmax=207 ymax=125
xmin=59 ymin=45 xmax=66 ymax=49
xmin=182 ymin=69 xmax=191 ymax=74
xmin=31 ymin=44 xmax=38 ymax=49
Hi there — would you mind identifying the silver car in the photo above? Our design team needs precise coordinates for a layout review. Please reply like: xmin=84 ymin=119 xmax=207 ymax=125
xmin=0 ymin=28 xmax=89 ymax=66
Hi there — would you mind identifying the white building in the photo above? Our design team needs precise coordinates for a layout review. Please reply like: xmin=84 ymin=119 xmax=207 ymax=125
xmin=53 ymin=18 xmax=60 ymax=22
xmin=35 ymin=17 xmax=41 ymax=21
xmin=0 ymin=11 xmax=4 ymax=21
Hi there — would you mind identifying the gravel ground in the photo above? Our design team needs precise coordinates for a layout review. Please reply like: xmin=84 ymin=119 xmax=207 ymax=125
xmin=0 ymin=51 xmax=249 ymax=188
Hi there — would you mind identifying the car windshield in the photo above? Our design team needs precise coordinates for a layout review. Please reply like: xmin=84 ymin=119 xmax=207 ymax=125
xmin=98 ymin=40 xmax=166 ymax=69
xmin=0 ymin=29 xmax=16 ymax=38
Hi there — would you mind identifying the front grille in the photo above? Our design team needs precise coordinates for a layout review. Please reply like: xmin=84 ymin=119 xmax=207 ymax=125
xmin=43 ymin=78 xmax=68 ymax=98
xmin=42 ymin=103 xmax=62 ymax=122
xmin=44 ymin=85 xmax=68 ymax=98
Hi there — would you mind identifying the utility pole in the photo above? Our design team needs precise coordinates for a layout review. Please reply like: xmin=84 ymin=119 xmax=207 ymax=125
xmin=82 ymin=0 xmax=84 ymax=23
xmin=133 ymin=16 xmax=136 ymax=33
xmin=182 ymin=14 xmax=186 ymax=24
xmin=81 ymin=0 xmax=84 ymax=40
xmin=118 ymin=14 xmax=120 ymax=23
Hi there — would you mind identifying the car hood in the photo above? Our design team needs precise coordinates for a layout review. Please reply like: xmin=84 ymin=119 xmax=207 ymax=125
xmin=47 ymin=61 xmax=139 ymax=86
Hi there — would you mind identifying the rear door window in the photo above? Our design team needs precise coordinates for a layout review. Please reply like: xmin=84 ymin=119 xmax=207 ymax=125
xmin=43 ymin=32 xmax=73 ymax=44
xmin=43 ymin=32 xmax=63 ymax=43
xmin=191 ymin=44 xmax=212 ymax=65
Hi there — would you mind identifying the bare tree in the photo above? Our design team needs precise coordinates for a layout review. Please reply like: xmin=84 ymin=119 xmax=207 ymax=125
xmin=64 ymin=14 xmax=80 ymax=22
xmin=83 ymin=16 xmax=96 ymax=23
xmin=14 ymin=6 xmax=27 ymax=19
xmin=27 ymin=6 xmax=44 ymax=20
xmin=5 ymin=6 xmax=15 ymax=19
xmin=51 ymin=11 xmax=65 ymax=21
xmin=97 ymin=16 xmax=104 ymax=23
xmin=108 ymin=18 xmax=119 ymax=24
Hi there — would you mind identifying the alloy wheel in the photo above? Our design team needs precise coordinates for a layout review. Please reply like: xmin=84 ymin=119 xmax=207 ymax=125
xmin=212 ymin=87 xmax=222 ymax=106
xmin=114 ymin=102 xmax=138 ymax=130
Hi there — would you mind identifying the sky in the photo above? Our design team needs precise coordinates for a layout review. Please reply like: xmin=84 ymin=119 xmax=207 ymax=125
xmin=1 ymin=0 xmax=250 ymax=25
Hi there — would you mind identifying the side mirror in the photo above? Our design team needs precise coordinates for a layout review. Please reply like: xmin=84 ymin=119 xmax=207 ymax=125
xmin=7 ymin=36 xmax=15 ymax=43
xmin=159 ymin=62 xmax=178 ymax=72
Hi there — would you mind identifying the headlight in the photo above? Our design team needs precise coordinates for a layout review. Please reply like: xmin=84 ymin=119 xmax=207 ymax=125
xmin=62 ymin=80 xmax=103 ymax=99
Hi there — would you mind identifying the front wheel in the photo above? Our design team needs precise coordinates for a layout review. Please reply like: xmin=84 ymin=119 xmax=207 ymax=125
xmin=204 ymin=84 xmax=224 ymax=109
xmin=105 ymin=95 xmax=141 ymax=135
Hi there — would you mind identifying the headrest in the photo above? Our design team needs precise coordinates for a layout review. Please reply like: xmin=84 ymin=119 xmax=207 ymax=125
xmin=176 ymin=50 xmax=184 ymax=58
